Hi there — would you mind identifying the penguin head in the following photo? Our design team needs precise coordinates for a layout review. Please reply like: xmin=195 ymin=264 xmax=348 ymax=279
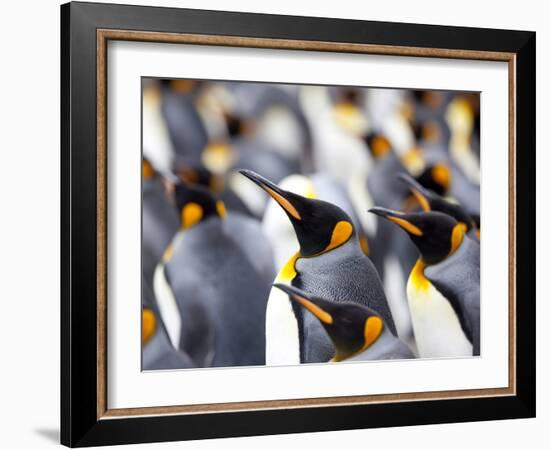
xmin=369 ymin=207 xmax=466 ymax=265
xmin=415 ymin=163 xmax=452 ymax=196
xmin=364 ymin=132 xmax=392 ymax=159
xmin=239 ymin=169 xmax=355 ymax=257
xmin=174 ymin=182 xmax=226 ymax=230
xmin=398 ymin=173 xmax=476 ymax=232
xmin=273 ymin=284 xmax=384 ymax=362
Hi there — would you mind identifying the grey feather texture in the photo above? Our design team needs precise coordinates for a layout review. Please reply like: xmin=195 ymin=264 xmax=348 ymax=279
xmin=294 ymin=238 xmax=396 ymax=362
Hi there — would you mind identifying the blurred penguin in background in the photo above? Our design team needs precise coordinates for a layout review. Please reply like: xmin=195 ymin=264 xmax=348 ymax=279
xmin=142 ymin=281 xmax=195 ymax=370
xmin=160 ymin=79 xmax=209 ymax=167
xmin=154 ymin=181 xmax=275 ymax=367
xmin=142 ymin=158 xmax=179 ymax=302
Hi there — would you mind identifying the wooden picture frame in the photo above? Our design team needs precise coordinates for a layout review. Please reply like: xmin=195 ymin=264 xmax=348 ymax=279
xmin=61 ymin=2 xmax=535 ymax=447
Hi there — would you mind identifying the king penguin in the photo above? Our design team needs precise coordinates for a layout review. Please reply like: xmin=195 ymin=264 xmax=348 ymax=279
xmin=239 ymin=169 xmax=395 ymax=365
xmin=274 ymin=284 xmax=414 ymax=362
xmin=369 ymin=207 xmax=480 ymax=357
xmin=153 ymin=181 xmax=275 ymax=367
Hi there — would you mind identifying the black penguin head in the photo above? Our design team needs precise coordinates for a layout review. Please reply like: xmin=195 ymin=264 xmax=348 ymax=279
xmin=239 ymin=169 xmax=355 ymax=257
xmin=415 ymin=163 xmax=452 ymax=196
xmin=369 ymin=207 xmax=466 ymax=265
xmin=273 ymin=284 xmax=384 ymax=362
xmin=174 ymin=182 xmax=226 ymax=230
xmin=364 ymin=133 xmax=392 ymax=159
xmin=398 ymin=173 xmax=476 ymax=232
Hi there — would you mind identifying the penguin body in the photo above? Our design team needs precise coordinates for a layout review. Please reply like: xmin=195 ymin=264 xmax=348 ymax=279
xmin=406 ymin=261 xmax=473 ymax=357
xmin=155 ymin=183 xmax=275 ymax=368
xmin=164 ymin=217 xmax=274 ymax=367
xmin=424 ymin=236 xmax=480 ymax=355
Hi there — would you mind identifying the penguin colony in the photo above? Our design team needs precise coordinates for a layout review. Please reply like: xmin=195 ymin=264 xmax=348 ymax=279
xmin=142 ymin=79 xmax=481 ymax=369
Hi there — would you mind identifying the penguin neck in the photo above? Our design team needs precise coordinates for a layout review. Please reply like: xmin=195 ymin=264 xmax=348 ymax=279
xmin=296 ymin=234 xmax=363 ymax=270
xmin=334 ymin=326 xmax=393 ymax=362
xmin=412 ymin=229 xmax=466 ymax=290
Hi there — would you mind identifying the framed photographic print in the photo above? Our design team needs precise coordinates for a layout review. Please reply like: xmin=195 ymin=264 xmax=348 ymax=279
xmin=60 ymin=1 xmax=536 ymax=447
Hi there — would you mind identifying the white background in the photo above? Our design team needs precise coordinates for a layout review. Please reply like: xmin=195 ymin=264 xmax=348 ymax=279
xmin=0 ymin=0 xmax=546 ymax=449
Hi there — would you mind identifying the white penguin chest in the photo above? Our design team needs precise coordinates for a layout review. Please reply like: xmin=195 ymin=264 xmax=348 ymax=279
xmin=407 ymin=274 xmax=472 ymax=358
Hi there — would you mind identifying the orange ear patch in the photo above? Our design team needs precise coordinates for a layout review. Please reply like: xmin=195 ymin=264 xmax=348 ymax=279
xmin=363 ymin=316 xmax=383 ymax=349
xmin=181 ymin=202 xmax=203 ymax=229
xmin=142 ymin=308 xmax=156 ymax=344
xmin=324 ymin=221 xmax=353 ymax=253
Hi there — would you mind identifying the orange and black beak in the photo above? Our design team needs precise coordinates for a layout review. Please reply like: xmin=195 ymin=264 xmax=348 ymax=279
xmin=369 ymin=207 xmax=424 ymax=237
xmin=239 ymin=169 xmax=302 ymax=221
xmin=274 ymin=283 xmax=334 ymax=325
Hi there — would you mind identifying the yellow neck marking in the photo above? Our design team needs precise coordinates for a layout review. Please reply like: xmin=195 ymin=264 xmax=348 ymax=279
xmin=142 ymin=308 xmax=156 ymax=344
xmin=265 ymin=186 xmax=301 ymax=220
xmin=323 ymin=221 xmax=354 ymax=253
xmin=277 ymin=252 xmax=300 ymax=282
xmin=181 ymin=202 xmax=203 ymax=230
xmin=410 ymin=259 xmax=430 ymax=291
xmin=388 ymin=216 xmax=423 ymax=236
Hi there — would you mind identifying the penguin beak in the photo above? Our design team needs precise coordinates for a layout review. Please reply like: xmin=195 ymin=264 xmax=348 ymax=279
xmin=273 ymin=284 xmax=333 ymax=325
xmin=239 ymin=169 xmax=302 ymax=221
xmin=369 ymin=207 xmax=424 ymax=236
xmin=397 ymin=173 xmax=432 ymax=212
